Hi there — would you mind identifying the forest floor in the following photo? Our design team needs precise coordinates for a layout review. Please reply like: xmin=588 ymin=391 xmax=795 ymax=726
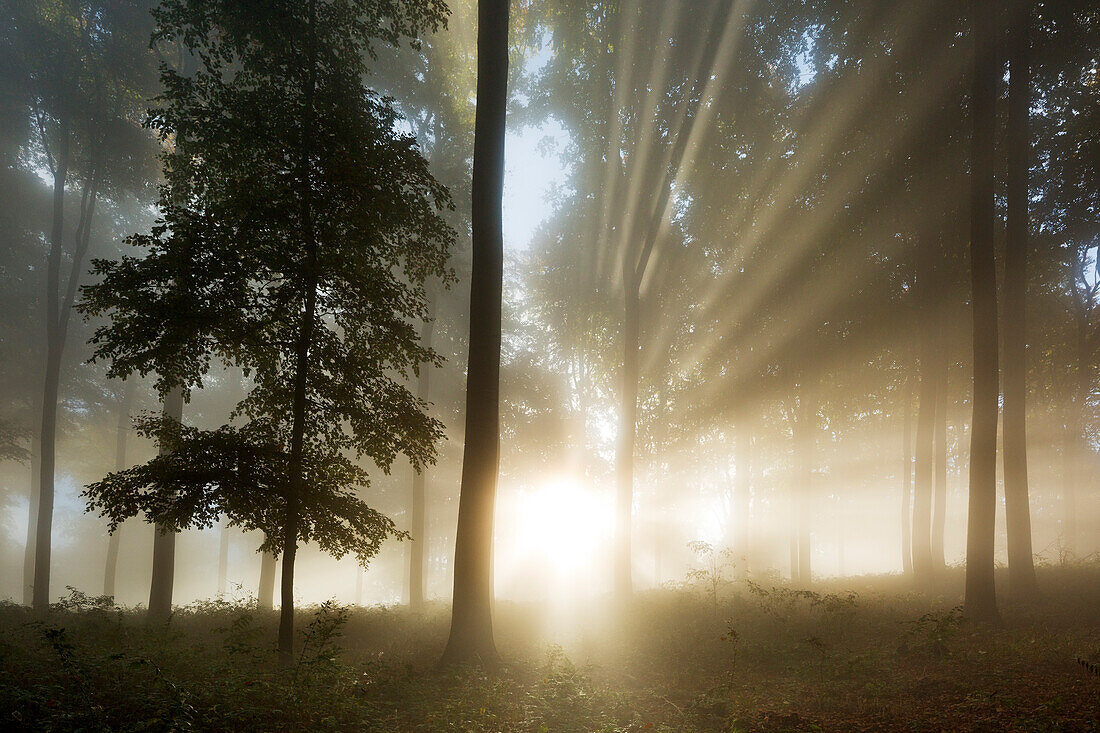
xmin=2 ymin=564 xmax=1098 ymax=732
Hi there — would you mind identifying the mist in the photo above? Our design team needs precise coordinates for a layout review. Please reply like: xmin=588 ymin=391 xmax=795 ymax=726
xmin=1 ymin=0 xmax=1098 ymax=730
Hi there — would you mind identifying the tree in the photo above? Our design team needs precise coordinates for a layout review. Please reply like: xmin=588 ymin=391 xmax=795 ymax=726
xmin=1002 ymin=0 xmax=1037 ymax=598
xmin=82 ymin=0 xmax=452 ymax=663
xmin=964 ymin=0 xmax=1001 ymax=625
xmin=8 ymin=0 xmax=157 ymax=611
xmin=440 ymin=0 xmax=508 ymax=668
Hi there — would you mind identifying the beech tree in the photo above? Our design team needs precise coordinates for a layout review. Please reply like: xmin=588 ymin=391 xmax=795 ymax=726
xmin=81 ymin=0 xmax=453 ymax=663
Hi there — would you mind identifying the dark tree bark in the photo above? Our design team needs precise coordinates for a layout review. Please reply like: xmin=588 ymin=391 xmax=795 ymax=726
xmin=148 ymin=387 xmax=183 ymax=620
xmin=22 ymin=411 xmax=41 ymax=606
xmin=1003 ymin=0 xmax=1036 ymax=599
xmin=932 ymin=350 xmax=948 ymax=573
xmin=258 ymin=549 xmax=275 ymax=610
xmin=409 ymin=313 xmax=434 ymax=613
xmin=901 ymin=378 xmax=914 ymax=576
xmin=964 ymin=0 xmax=1001 ymax=625
xmin=277 ymin=0 xmax=320 ymax=667
xmin=104 ymin=379 xmax=136 ymax=599
xmin=440 ymin=0 xmax=507 ymax=668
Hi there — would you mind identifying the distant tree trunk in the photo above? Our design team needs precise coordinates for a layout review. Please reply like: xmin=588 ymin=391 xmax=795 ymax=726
xmin=22 ymin=413 xmax=41 ymax=605
xmin=734 ymin=411 xmax=752 ymax=570
xmin=964 ymin=0 xmax=1001 ymax=625
xmin=216 ymin=517 xmax=230 ymax=597
xmin=409 ymin=313 xmax=434 ymax=613
xmin=148 ymin=387 xmax=183 ymax=620
xmin=901 ymin=378 xmax=914 ymax=575
xmin=104 ymin=379 xmax=137 ymax=599
xmin=31 ymin=117 xmax=70 ymax=612
xmin=258 ymin=549 xmax=276 ymax=610
xmin=440 ymin=0 xmax=507 ymax=668
xmin=1003 ymin=0 xmax=1036 ymax=599
xmin=912 ymin=245 xmax=939 ymax=589
xmin=932 ymin=352 xmax=948 ymax=572
xmin=795 ymin=388 xmax=812 ymax=586
xmin=1060 ymin=424 xmax=1078 ymax=557
xmin=615 ymin=281 xmax=640 ymax=598
xmin=354 ymin=565 xmax=363 ymax=605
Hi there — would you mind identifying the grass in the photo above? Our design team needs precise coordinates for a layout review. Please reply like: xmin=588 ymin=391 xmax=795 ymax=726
xmin=1 ymin=564 xmax=1098 ymax=732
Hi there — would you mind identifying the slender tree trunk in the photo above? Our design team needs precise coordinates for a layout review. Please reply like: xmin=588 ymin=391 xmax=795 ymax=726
xmin=148 ymin=387 xmax=183 ymax=620
xmin=23 ymin=412 xmax=41 ymax=605
xmin=409 ymin=314 xmax=434 ymax=613
xmin=104 ymin=379 xmax=136 ymax=599
xmin=1061 ymin=424 xmax=1078 ymax=557
xmin=216 ymin=518 xmax=229 ymax=597
xmin=912 ymin=247 xmax=939 ymax=589
xmin=1003 ymin=0 xmax=1036 ymax=599
xmin=964 ymin=0 xmax=1001 ymax=625
xmin=615 ymin=282 xmax=639 ymax=598
xmin=795 ymin=388 xmax=812 ymax=586
xmin=354 ymin=564 xmax=363 ymax=605
xmin=901 ymin=378 xmax=914 ymax=575
xmin=932 ymin=351 xmax=948 ymax=572
xmin=258 ymin=549 xmax=276 ymax=610
xmin=277 ymin=0 xmax=320 ymax=667
xmin=734 ymin=411 xmax=751 ymax=570
xmin=440 ymin=0 xmax=508 ymax=668
xmin=31 ymin=118 xmax=69 ymax=612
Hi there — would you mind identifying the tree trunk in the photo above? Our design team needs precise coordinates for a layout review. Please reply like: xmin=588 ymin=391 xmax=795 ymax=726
xmin=23 ymin=416 xmax=41 ymax=605
xmin=258 ymin=549 xmax=276 ymax=610
xmin=901 ymin=378 xmax=913 ymax=575
xmin=440 ymin=0 xmax=507 ymax=669
xmin=932 ymin=351 xmax=948 ymax=572
xmin=216 ymin=517 xmax=229 ymax=597
xmin=31 ymin=117 xmax=69 ymax=612
xmin=409 ymin=314 xmax=434 ymax=613
xmin=1003 ymin=0 xmax=1036 ymax=599
xmin=964 ymin=0 xmax=1001 ymax=625
xmin=912 ymin=246 xmax=939 ymax=589
xmin=148 ymin=387 xmax=183 ymax=621
xmin=104 ymin=379 xmax=136 ymax=599
xmin=734 ymin=411 xmax=751 ymax=570
xmin=278 ymin=0 xmax=321 ymax=667
xmin=615 ymin=282 xmax=640 ymax=598
xmin=795 ymin=389 xmax=812 ymax=587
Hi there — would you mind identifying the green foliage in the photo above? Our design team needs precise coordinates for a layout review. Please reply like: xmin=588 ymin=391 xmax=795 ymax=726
xmin=2 ymin=569 xmax=1098 ymax=731
xmin=79 ymin=0 xmax=457 ymax=580
xmin=84 ymin=415 xmax=404 ymax=564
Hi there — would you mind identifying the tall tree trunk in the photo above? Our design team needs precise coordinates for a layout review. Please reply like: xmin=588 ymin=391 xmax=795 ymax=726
xmin=901 ymin=378 xmax=914 ymax=575
xmin=440 ymin=0 xmax=507 ymax=668
xmin=258 ymin=549 xmax=276 ymax=610
xmin=932 ymin=351 xmax=948 ymax=572
xmin=964 ymin=0 xmax=1001 ymax=625
xmin=216 ymin=517 xmax=229 ymax=597
xmin=148 ymin=387 xmax=183 ymax=620
xmin=409 ymin=313 xmax=434 ymax=613
xmin=104 ymin=379 xmax=136 ymax=599
xmin=615 ymin=282 xmax=640 ymax=598
xmin=1060 ymin=424 xmax=1078 ymax=557
xmin=734 ymin=411 xmax=751 ymax=570
xmin=795 ymin=388 xmax=813 ymax=587
xmin=22 ymin=410 xmax=41 ymax=605
xmin=1003 ymin=0 xmax=1036 ymax=599
xmin=31 ymin=117 xmax=70 ymax=612
xmin=278 ymin=0 xmax=320 ymax=667
xmin=912 ymin=246 xmax=939 ymax=589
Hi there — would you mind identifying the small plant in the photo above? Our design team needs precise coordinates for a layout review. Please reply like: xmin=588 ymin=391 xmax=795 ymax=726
xmin=51 ymin=586 xmax=116 ymax=613
xmin=686 ymin=541 xmax=737 ymax=615
xmin=294 ymin=600 xmax=349 ymax=680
